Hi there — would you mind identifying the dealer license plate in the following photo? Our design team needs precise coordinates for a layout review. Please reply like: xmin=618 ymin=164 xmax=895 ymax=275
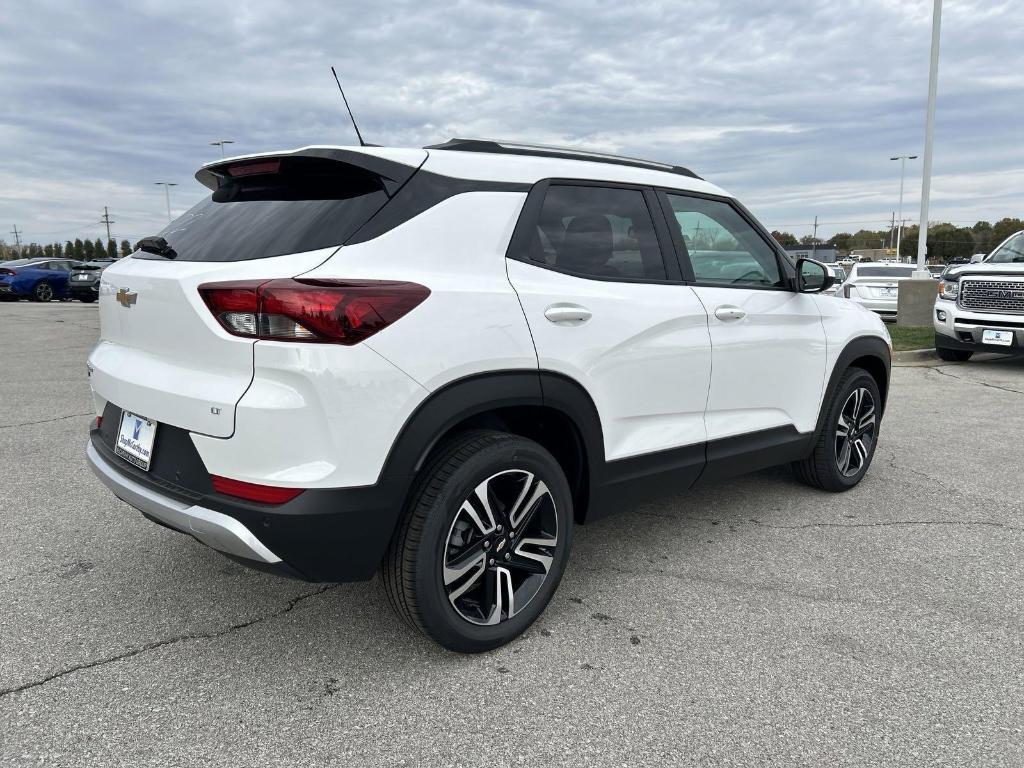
xmin=879 ymin=286 xmax=898 ymax=298
xmin=114 ymin=411 xmax=158 ymax=471
xmin=982 ymin=329 xmax=1013 ymax=347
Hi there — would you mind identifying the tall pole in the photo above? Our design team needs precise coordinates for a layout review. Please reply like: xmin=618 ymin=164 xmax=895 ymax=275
xmin=154 ymin=182 xmax=178 ymax=222
xmin=811 ymin=216 xmax=818 ymax=259
xmin=100 ymin=206 xmax=115 ymax=242
xmin=915 ymin=0 xmax=942 ymax=276
xmin=10 ymin=225 xmax=21 ymax=248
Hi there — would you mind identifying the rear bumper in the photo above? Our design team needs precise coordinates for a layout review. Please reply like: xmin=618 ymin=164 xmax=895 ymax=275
xmin=87 ymin=440 xmax=283 ymax=564
xmin=87 ymin=418 xmax=408 ymax=582
xmin=848 ymin=296 xmax=898 ymax=315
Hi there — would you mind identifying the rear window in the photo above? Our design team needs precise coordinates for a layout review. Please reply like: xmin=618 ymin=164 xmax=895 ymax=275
xmin=144 ymin=157 xmax=393 ymax=262
xmin=856 ymin=266 xmax=915 ymax=278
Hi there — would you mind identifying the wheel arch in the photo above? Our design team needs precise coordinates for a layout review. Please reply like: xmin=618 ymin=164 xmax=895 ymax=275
xmin=816 ymin=336 xmax=891 ymax=437
xmin=379 ymin=370 xmax=605 ymax=524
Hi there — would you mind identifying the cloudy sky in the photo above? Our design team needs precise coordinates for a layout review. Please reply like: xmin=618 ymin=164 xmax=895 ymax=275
xmin=1 ymin=0 xmax=1021 ymax=247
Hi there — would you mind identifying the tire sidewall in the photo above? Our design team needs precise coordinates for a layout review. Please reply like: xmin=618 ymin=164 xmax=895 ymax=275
xmin=823 ymin=370 xmax=882 ymax=489
xmin=412 ymin=438 xmax=573 ymax=652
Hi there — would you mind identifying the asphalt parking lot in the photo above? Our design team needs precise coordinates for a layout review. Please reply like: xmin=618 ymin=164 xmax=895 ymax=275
xmin=1 ymin=302 xmax=1022 ymax=767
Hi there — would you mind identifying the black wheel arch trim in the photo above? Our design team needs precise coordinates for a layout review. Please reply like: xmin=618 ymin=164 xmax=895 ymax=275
xmin=816 ymin=336 xmax=891 ymax=439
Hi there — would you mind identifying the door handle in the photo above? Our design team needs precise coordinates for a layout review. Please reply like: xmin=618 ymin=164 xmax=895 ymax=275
xmin=714 ymin=305 xmax=746 ymax=322
xmin=544 ymin=304 xmax=592 ymax=325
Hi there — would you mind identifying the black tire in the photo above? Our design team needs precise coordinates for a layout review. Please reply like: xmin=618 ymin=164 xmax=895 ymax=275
xmin=31 ymin=282 xmax=54 ymax=302
xmin=935 ymin=343 xmax=972 ymax=362
xmin=383 ymin=430 xmax=573 ymax=653
xmin=792 ymin=368 xmax=881 ymax=492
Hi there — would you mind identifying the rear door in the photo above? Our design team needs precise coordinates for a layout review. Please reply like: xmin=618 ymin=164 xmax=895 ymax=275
xmin=506 ymin=181 xmax=712 ymax=464
xmin=658 ymin=191 xmax=827 ymax=439
xmin=89 ymin=149 xmax=426 ymax=437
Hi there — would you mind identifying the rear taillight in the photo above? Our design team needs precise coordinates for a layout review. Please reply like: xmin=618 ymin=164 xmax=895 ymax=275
xmin=0 ymin=268 xmax=16 ymax=276
xmin=198 ymin=279 xmax=429 ymax=345
xmin=211 ymin=475 xmax=304 ymax=504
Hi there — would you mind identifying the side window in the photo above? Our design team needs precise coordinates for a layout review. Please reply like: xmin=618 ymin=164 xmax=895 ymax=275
xmin=527 ymin=185 xmax=667 ymax=281
xmin=665 ymin=194 xmax=783 ymax=288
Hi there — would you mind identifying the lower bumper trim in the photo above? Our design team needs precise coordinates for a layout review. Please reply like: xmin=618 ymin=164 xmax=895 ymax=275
xmin=86 ymin=440 xmax=281 ymax=563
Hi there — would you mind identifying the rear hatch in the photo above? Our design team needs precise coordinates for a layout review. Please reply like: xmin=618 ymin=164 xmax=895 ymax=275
xmin=89 ymin=147 xmax=426 ymax=437
xmin=849 ymin=266 xmax=915 ymax=299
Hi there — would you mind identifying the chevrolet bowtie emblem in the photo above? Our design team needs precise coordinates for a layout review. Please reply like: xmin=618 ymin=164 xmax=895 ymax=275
xmin=116 ymin=288 xmax=137 ymax=308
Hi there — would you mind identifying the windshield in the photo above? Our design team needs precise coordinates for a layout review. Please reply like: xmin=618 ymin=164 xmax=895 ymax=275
xmin=855 ymin=266 xmax=916 ymax=278
xmin=988 ymin=232 xmax=1024 ymax=264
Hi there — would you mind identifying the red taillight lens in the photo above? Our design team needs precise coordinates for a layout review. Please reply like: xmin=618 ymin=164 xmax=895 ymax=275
xmin=211 ymin=475 xmax=304 ymax=504
xmin=198 ymin=279 xmax=430 ymax=345
xmin=0 ymin=268 xmax=16 ymax=276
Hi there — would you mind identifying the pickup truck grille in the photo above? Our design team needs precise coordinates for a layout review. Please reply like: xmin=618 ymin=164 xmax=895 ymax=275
xmin=959 ymin=279 xmax=1024 ymax=314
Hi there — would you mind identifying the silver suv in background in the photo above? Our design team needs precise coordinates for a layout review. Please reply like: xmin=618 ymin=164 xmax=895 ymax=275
xmin=934 ymin=230 xmax=1024 ymax=361
xmin=839 ymin=263 xmax=918 ymax=320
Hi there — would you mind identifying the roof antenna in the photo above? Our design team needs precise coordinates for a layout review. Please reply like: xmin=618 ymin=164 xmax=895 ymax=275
xmin=331 ymin=66 xmax=366 ymax=147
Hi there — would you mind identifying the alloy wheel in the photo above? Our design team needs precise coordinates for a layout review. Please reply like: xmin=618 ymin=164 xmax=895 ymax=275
xmin=36 ymin=283 xmax=53 ymax=302
xmin=442 ymin=469 xmax=558 ymax=626
xmin=835 ymin=387 xmax=876 ymax=477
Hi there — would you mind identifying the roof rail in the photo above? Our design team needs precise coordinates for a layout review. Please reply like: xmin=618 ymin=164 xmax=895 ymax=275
xmin=424 ymin=138 xmax=701 ymax=180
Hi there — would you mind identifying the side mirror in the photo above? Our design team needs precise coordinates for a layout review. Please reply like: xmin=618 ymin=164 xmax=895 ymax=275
xmin=795 ymin=258 xmax=835 ymax=293
xmin=970 ymin=253 xmax=986 ymax=263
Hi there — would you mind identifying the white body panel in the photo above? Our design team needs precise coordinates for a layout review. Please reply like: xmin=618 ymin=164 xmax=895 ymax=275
xmin=191 ymin=341 xmax=427 ymax=488
xmin=302 ymin=191 xmax=538 ymax=391
xmin=691 ymin=287 xmax=827 ymax=439
xmin=507 ymin=259 xmax=711 ymax=460
xmin=88 ymin=248 xmax=337 ymax=437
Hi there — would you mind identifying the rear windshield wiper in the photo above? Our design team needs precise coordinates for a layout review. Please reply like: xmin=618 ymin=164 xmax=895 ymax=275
xmin=135 ymin=235 xmax=178 ymax=259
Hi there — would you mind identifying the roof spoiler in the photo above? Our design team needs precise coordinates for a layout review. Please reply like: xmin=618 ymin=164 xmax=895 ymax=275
xmin=195 ymin=148 xmax=422 ymax=198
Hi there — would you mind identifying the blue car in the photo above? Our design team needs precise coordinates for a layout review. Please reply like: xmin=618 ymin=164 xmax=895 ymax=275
xmin=0 ymin=258 xmax=84 ymax=302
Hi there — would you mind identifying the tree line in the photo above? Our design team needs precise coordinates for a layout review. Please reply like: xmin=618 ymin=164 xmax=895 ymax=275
xmin=772 ymin=217 xmax=1023 ymax=261
xmin=0 ymin=238 xmax=134 ymax=262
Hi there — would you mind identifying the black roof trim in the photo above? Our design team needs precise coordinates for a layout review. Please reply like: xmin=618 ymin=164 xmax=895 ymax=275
xmin=424 ymin=138 xmax=702 ymax=180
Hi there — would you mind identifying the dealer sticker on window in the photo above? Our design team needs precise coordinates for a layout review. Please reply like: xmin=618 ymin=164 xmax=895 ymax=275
xmin=114 ymin=411 xmax=158 ymax=471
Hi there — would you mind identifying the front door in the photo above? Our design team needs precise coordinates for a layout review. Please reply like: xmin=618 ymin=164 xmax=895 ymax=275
xmin=659 ymin=191 xmax=827 ymax=441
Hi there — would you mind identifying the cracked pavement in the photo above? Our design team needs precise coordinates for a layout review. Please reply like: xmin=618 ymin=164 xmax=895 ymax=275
xmin=1 ymin=303 xmax=1022 ymax=767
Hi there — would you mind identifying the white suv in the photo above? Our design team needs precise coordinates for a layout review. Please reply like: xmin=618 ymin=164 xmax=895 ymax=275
xmin=86 ymin=140 xmax=892 ymax=651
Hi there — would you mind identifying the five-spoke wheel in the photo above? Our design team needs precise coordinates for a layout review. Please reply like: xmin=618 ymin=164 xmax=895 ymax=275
xmin=835 ymin=387 xmax=876 ymax=477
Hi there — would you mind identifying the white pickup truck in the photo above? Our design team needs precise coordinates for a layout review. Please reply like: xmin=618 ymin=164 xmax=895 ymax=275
xmin=934 ymin=230 xmax=1024 ymax=361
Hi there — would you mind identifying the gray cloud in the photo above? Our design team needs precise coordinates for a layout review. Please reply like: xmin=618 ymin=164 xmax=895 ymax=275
xmin=1 ymin=0 xmax=1021 ymax=245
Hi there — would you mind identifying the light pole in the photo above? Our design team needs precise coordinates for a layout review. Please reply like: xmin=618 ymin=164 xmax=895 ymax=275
xmin=210 ymin=140 xmax=234 ymax=157
xmin=154 ymin=182 xmax=178 ymax=222
xmin=890 ymin=155 xmax=918 ymax=262
xmin=915 ymin=0 xmax=943 ymax=278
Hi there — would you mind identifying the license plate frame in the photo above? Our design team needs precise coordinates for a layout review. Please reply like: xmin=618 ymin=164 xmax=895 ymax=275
xmin=114 ymin=411 xmax=158 ymax=471
xmin=879 ymin=286 xmax=898 ymax=298
xmin=982 ymin=329 xmax=1013 ymax=347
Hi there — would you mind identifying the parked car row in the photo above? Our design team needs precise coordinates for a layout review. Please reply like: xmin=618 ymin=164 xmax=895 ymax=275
xmin=0 ymin=257 xmax=116 ymax=302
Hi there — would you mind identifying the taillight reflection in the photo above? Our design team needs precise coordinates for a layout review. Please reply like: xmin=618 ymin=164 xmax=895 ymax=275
xmin=198 ymin=279 xmax=430 ymax=345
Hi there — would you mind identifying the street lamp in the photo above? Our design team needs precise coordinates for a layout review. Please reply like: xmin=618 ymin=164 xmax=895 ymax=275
xmin=890 ymin=155 xmax=918 ymax=262
xmin=210 ymin=139 xmax=235 ymax=157
xmin=154 ymin=182 xmax=178 ymax=222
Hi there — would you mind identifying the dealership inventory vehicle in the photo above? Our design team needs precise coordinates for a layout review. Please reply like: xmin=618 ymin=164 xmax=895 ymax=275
xmin=0 ymin=257 xmax=83 ymax=301
xmin=838 ymin=263 xmax=918 ymax=320
xmin=86 ymin=141 xmax=892 ymax=651
xmin=69 ymin=259 xmax=116 ymax=302
xmin=934 ymin=230 xmax=1024 ymax=361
